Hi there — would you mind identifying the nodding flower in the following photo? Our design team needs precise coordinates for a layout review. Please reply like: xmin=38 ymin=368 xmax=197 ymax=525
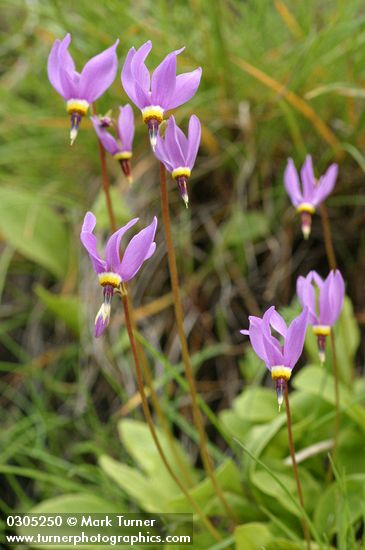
xmin=80 ymin=212 xmax=157 ymax=337
xmin=284 ymin=155 xmax=338 ymax=239
xmin=48 ymin=34 xmax=119 ymax=145
xmin=121 ymin=41 xmax=202 ymax=149
xmin=297 ymin=270 xmax=345 ymax=364
xmin=154 ymin=115 xmax=201 ymax=207
xmin=241 ymin=307 xmax=308 ymax=411
xmin=91 ymin=105 xmax=135 ymax=183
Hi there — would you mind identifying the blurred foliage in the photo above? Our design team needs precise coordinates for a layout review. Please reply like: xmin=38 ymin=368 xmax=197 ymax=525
xmin=1 ymin=0 xmax=365 ymax=548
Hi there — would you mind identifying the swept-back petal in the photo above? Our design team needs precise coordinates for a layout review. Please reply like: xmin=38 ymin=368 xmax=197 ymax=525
xmin=105 ymin=218 xmax=139 ymax=273
xmin=164 ymin=116 xmax=185 ymax=167
xmin=79 ymin=40 xmax=119 ymax=102
xmin=48 ymin=34 xmax=76 ymax=97
xmin=297 ymin=275 xmax=318 ymax=324
xmin=91 ymin=116 xmax=119 ymax=155
xmin=269 ymin=309 xmax=288 ymax=338
xmin=283 ymin=308 xmax=308 ymax=368
xmin=300 ymin=155 xmax=315 ymax=202
xmin=117 ymin=104 xmax=135 ymax=152
xmin=165 ymin=67 xmax=202 ymax=110
xmin=130 ymin=41 xmax=152 ymax=91
xmin=284 ymin=158 xmax=302 ymax=207
xmin=121 ymin=47 xmax=138 ymax=104
xmin=242 ymin=317 xmax=270 ymax=367
xmin=154 ymin=133 xmax=174 ymax=172
xmin=119 ymin=217 xmax=157 ymax=281
xmin=134 ymin=80 xmax=152 ymax=109
xmin=320 ymin=270 xmax=344 ymax=325
xmin=262 ymin=331 xmax=284 ymax=368
xmin=313 ymin=163 xmax=338 ymax=207
xmin=151 ymin=50 xmax=183 ymax=108
xmin=186 ymin=115 xmax=201 ymax=169
xmin=80 ymin=212 xmax=106 ymax=274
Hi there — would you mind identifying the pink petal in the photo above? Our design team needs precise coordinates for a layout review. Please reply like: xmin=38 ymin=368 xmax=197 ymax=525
xmin=117 ymin=104 xmax=135 ymax=152
xmin=119 ymin=217 xmax=157 ymax=281
xmin=130 ymin=41 xmax=152 ymax=91
xmin=164 ymin=116 xmax=185 ymax=167
xmin=47 ymin=34 xmax=76 ymax=98
xmin=186 ymin=115 xmax=201 ymax=169
xmin=79 ymin=40 xmax=119 ymax=102
xmin=284 ymin=158 xmax=302 ymax=207
xmin=80 ymin=212 xmax=106 ymax=274
xmin=300 ymin=155 xmax=315 ymax=202
xmin=154 ymin=133 xmax=174 ymax=172
xmin=313 ymin=163 xmax=338 ymax=207
xmin=164 ymin=67 xmax=202 ymax=111
xmin=283 ymin=308 xmax=308 ymax=368
xmin=121 ymin=47 xmax=138 ymax=104
xmin=104 ymin=218 xmax=139 ymax=273
xmin=91 ymin=116 xmax=120 ymax=156
xmin=151 ymin=49 xmax=184 ymax=108
xmin=296 ymin=275 xmax=318 ymax=324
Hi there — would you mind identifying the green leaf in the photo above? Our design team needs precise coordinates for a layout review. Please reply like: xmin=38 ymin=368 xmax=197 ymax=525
xmin=0 ymin=186 xmax=70 ymax=278
xmin=233 ymin=386 xmax=278 ymax=423
xmin=118 ymin=419 xmax=198 ymax=492
xmin=234 ymin=523 xmax=271 ymax=550
xmin=98 ymin=455 xmax=169 ymax=513
xmin=292 ymin=366 xmax=365 ymax=433
xmin=35 ymin=285 xmax=82 ymax=335
xmin=314 ymin=475 xmax=365 ymax=537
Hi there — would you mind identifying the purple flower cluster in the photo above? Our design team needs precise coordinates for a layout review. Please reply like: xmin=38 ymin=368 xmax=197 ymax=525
xmin=48 ymin=35 xmax=202 ymax=205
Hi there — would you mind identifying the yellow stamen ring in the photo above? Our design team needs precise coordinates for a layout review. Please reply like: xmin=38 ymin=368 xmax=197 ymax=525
xmin=66 ymin=99 xmax=89 ymax=116
xmin=271 ymin=365 xmax=292 ymax=381
xmin=172 ymin=167 xmax=191 ymax=180
xmin=142 ymin=105 xmax=164 ymax=124
xmin=297 ymin=202 xmax=315 ymax=215
xmin=114 ymin=151 xmax=132 ymax=160
xmin=312 ymin=325 xmax=331 ymax=336
xmin=98 ymin=272 xmax=121 ymax=288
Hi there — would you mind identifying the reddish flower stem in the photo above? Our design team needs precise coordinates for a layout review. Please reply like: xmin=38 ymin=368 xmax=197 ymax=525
xmin=120 ymin=286 xmax=221 ymax=541
xmin=159 ymin=163 xmax=237 ymax=523
xmin=284 ymin=386 xmax=311 ymax=550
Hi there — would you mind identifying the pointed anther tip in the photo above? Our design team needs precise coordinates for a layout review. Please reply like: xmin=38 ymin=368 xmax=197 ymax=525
xmin=302 ymin=226 xmax=311 ymax=240
xmin=70 ymin=127 xmax=78 ymax=146
xmin=127 ymin=175 xmax=133 ymax=186
xmin=319 ymin=350 xmax=326 ymax=365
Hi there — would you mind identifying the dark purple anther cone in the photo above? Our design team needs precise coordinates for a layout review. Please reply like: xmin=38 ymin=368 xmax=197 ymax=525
xmin=119 ymin=159 xmax=132 ymax=184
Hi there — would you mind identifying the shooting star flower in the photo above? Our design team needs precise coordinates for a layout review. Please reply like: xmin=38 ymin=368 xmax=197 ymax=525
xmin=284 ymin=155 xmax=338 ymax=238
xmin=91 ymin=105 xmax=135 ymax=183
xmin=154 ymin=115 xmax=201 ymax=207
xmin=80 ymin=212 xmax=157 ymax=337
xmin=121 ymin=41 xmax=202 ymax=149
xmin=297 ymin=270 xmax=345 ymax=363
xmin=241 ymin=307 xmax=308 ymax=410
xmin=48 ymin=34 xmax=119 ymax=145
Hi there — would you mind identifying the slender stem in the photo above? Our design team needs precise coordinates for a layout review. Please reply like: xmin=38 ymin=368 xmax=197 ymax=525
xmin=319 ymin=204 xmax=337 ymax=271
xmin=330 ymin=331 xmax=340 ymax=454
xmin=125 ymin=293 xmax=195 ymax=487
xmin=92 ymin=103 xmax=192 ymax=485
xmin=284 ymin=386 xmax=311 ymax=550
xmin=120 ymin=286 xmax=221 ymax=541
xmin=159 ymin=163 xmax=237 ymax=523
